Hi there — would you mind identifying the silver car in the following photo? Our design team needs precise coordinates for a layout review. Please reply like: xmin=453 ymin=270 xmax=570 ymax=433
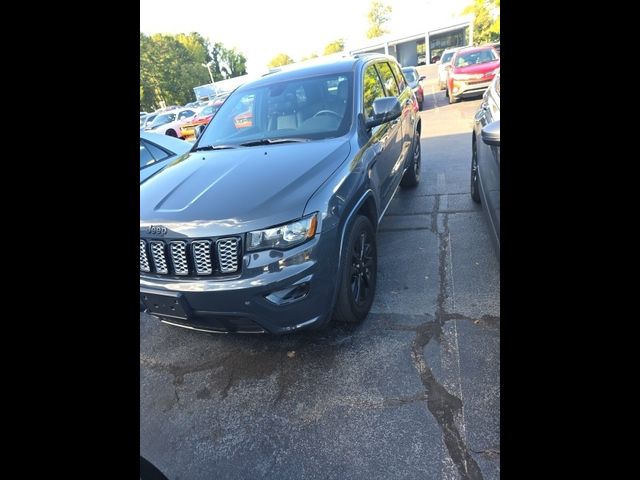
xmin=437 ymin=46 xmax=465 ymax=90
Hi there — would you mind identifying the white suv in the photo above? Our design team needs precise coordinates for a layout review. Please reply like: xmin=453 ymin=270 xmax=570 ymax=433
xmin=438 ymin=46 xmax=465 ymax=90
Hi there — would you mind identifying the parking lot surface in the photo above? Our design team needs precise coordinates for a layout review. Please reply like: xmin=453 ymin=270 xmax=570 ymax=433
xmin=140 ymin=88 xmax=500 ymax=480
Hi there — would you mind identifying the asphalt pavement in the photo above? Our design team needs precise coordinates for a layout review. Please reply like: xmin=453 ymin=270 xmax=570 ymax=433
xmin=140 ymin=86 xmax=500 ymax=480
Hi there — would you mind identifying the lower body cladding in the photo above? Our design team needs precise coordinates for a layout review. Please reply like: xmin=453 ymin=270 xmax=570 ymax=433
xmin=140 ymin=229 xmax=340 ymax=335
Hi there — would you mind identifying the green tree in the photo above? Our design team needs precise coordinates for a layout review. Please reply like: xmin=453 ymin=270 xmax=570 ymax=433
xmin=323 ymin=38 xmax=345 ymax=55
xmin=268 ymin=53 xmax=295 ymax=68
xmin=366 ymin=0 xmax=392 ymax=39
xmin=301 ymin=52 xmax=319 ymax=62
xmin=211 ymin=42 xmax=247 ymax=80
xmin=140 ymin=33 xmax=248 ymax=111
xmin=462 ymin=0 xmax=500 ymax=45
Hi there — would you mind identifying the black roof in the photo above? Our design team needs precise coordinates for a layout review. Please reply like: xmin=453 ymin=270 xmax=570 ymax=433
xmin=235 ymin=54 xmax=393 ymax=91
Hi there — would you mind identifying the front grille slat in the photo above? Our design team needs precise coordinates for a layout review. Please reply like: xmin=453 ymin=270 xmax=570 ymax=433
xmin=192 ymin=240 xmax=213 ymax=275
xmin=140 ymin=240 xmax=150 ymax=272
xmin=170 ymin=241 xmax=189 ymax=275
xmin=217 ymin=238 xmax=239 ymax=273
xmin=140 ymin=236 xmax=241 ymax=277
xmin=150 ymin=241 xmax=169 ymax=274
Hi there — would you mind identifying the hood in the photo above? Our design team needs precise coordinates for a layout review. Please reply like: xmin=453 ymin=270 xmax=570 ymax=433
xmin=140 ymin=138 xmax=351 ymax=238
xmin=453 ymin=60 xmax=500 ymax=75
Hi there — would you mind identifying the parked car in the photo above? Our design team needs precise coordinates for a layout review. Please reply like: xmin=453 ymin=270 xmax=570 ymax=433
xmin=437 ymin=46 xmax=465 ymax=90
xmin=140 ymin=54 xmax=423 ymax=334
xmin=446 ymin=45 xmax=500 ymax=104
xmin=140 ymin=132 xmax=192 ymax=183
xmin=179 ymin=95 xmax=229 ymax=141
xmin=144 ymin=108 xmax=196 ymax=137
xmin=470 ymin=70 xmax=500 ymax=252
xmin=140 ymin=112 xmax=159 ymax=130
xmin=401 ymin=66 xmax=425 ymax=110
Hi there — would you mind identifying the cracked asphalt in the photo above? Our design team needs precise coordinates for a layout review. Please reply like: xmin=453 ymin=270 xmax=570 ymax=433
xmin=140 ymin=87 xmax=500 ymax=479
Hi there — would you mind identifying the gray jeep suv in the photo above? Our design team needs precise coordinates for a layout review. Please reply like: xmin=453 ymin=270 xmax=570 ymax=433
xmin=140 ymin=54 xmax=422 ymax=334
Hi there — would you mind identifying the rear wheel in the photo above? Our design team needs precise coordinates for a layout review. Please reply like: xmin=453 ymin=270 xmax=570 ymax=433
xmin=401 ymin=130 xmax=421 ymax=188
xmin=470 ymin=136 xmax=481 ymax=203
xmin=333 ymin=215 xmax=377 ymax=324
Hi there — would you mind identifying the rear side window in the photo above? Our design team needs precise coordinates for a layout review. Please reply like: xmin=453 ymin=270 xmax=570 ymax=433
xmin=140 ymin=139 xmax=171 ymax=168
xmin=145 ymin=140 xmax=171 ymax=161
xmin=390 ymin=62 xmax=407 ymax=91
xmin=140 ymin=141 xmax=155 ymax=168
xmin=362 ymin=64 xmax=386 ymax=120
xmin=375 ymin=62 xmax=400 ymax=97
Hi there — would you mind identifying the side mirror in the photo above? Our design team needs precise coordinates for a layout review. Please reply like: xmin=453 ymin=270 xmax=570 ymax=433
xmin=418 ymin=75 xmax=426 ymax=82
xmin=481 ymin=120 xmax=500 ymax=146
xmin=365 ymin=97 xmax=402 ymax=129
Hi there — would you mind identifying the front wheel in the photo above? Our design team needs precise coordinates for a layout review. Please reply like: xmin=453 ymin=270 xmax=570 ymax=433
xmin=165 ymin=129 xmax=177 ymax=137
xmin=401 ymin=130 xmax=421 ymax=187
xmin=333 ymin=215 xmax=377 ymax=324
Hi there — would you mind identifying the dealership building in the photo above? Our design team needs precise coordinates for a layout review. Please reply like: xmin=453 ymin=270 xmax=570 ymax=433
xmin=347 ymin=15 xmax=474 ymax=67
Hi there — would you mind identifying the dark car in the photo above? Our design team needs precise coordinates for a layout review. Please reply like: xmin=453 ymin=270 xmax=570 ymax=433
xmin=470 ymin=70 xmax=500 ymax=252
xmin=140 ymin=54 xmax=423 ymax=334
xmin=140 ymin=132 xmax=192 ymax=183
xmin=401 ymin=66 xmax=425 ymax=110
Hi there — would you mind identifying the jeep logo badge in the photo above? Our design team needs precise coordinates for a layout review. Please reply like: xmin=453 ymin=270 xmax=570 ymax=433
xmin=147 ymin=225 xmax=168 ymax=236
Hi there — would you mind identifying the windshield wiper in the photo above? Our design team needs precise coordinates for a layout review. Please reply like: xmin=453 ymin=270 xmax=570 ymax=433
xmin=239 ymin=138 xmax=311 ymax=147
xmin=192 ymin=144 xmax=237 ymax=151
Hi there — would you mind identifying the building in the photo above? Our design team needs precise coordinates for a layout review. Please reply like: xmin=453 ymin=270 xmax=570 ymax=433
xmin=348 ymin=15 xmax=474 ymax=67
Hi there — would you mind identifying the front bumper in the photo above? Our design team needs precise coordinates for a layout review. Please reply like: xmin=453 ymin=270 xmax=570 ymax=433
xmin=140 ymin=229 xmax=340 ymax=334
xmin=450 ymin=79 xmax=493 ymax=99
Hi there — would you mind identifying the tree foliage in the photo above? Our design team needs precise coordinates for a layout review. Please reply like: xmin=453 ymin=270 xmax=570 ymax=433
xmin=323 ymin=38 xmax=345 ymax=55
xmin=268 ymin=53 xmax=295 ymax=68
xmin=462 ymin=0 xmax=500 ymax=45
xmin=211 ymin=42 xmax=247 ymax=80
xmin=366 ymin=0 xmax=392 ymax=39
xmin=140 ymin=32 xmax=247 ymax=111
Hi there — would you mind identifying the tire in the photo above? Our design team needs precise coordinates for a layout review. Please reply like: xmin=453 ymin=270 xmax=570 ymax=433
xmin=166 ymin=129 xmax=177 ymax=137
xmin=470 ymin=136 xmax=481 ymax=203
xmin=401 ymin=130 xmax=421 ymax=188
xmin=333 ymin=215 xmax=377 ymax=324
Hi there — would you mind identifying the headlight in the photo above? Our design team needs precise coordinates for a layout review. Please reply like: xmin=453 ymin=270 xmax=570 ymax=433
xmin=246 ymin=213 xmax=318 ymax=252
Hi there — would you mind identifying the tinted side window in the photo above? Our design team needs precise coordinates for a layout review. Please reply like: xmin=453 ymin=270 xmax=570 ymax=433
xmin=389 ymin=62 xmax=407 ymax=91
xmin=362 ymin=64 xmax=386 ymax=120
xmin=375 ymin=62 xmax=400 ymax=97
xmin=143 ymin=140 xmax=171 ymax=161
xmin=140 ymin=141 xmax=155 ymax=168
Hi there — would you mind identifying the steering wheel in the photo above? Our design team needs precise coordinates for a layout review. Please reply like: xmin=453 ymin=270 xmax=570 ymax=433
xmin=312 ymin=110 xmax=341 ymax=119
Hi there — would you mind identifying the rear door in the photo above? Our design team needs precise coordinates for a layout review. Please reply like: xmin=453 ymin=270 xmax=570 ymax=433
xmin=376 ymin=61 xmax=412 ymax=196
xmin=362 ymin=62 xmax=402 ymax=212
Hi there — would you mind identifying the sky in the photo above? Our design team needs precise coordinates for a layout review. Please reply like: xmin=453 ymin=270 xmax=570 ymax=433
xmin=140 ymin=0 xmax=470 ymax=74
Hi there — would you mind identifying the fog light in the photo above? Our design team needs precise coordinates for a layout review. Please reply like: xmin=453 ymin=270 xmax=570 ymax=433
xmin=265 ymin=283 xmax=310 ymax=305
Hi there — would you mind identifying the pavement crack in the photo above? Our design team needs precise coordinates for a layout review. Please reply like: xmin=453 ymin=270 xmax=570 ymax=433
xmin=408 ymin=212 xmax=484 ymax=480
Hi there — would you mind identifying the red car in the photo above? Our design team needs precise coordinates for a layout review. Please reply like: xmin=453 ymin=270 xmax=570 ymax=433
xmin=446 ymin=45 xmax=500 ymax=104
xmin=179 ymin=96 xmax=228 ymax=141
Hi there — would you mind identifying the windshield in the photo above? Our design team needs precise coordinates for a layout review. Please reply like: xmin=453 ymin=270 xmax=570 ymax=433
xmin=454 ymin=49 xmax=498 ymax=67
xmin=402 ymin=68 xmax=418 ymax=83
xmin=149 ymin=113 xmax=176 ymax=127
xmin=197 ymin=72 xmax=353 ymax=147
xmin=441 ymin=51 xmax=455 ymax=63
